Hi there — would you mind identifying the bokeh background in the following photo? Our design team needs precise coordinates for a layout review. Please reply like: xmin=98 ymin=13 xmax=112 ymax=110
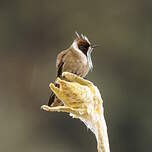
xmin=1 ymin=0 xmax=152 ymax=152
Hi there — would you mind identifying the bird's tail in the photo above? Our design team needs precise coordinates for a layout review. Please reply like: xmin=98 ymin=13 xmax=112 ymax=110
xmin=48 ymin=90 xmax=56 ymax=106
xmin=48 ymin=83 xmax=64 ymax=107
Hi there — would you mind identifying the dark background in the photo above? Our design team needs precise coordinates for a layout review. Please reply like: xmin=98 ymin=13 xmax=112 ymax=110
xmin=0 ymin=0 xmax=152 ymax=152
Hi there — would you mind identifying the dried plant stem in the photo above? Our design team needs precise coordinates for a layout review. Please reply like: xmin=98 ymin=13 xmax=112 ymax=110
xmin=96 ymin=115 xmax=110 ymax=152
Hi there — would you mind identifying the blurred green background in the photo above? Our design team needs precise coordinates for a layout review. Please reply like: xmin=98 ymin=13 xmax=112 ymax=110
xmin=0 ymin=0 xmax=152 ymax=152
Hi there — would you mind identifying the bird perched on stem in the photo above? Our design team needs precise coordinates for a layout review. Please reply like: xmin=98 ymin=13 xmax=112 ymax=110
xmin=48 ymin=32 xmax=99 ymax=106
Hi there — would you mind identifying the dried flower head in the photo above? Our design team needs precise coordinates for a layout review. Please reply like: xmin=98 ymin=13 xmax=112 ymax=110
xmin=41 ymin=72 xmax=110 ymax=152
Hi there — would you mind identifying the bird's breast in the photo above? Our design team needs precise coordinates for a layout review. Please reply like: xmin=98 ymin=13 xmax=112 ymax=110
xmin=63 ymin=51 xmax=89 ymax=77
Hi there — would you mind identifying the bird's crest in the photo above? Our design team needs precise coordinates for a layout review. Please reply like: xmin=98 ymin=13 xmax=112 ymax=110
xmin=75 ymin=31 xmax=91 ymax=45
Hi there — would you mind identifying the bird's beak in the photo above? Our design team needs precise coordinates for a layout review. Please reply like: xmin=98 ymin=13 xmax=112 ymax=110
xmin=91 ymin=44 xmax=100 ymax=49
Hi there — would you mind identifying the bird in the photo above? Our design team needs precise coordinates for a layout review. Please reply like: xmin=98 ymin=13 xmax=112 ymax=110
xmin=48 ymin=32 xmax=99 ymax=107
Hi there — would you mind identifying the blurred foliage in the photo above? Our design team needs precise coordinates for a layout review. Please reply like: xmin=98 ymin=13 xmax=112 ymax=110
xmin=0 ymin=0 xmax=152 ymax=152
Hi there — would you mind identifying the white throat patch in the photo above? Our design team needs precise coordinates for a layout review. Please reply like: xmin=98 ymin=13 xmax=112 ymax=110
xmin=87 ymin=48 xmax=93 ymax=71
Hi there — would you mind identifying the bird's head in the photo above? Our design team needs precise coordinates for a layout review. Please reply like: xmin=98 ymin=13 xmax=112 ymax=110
xmin=71 ymin=32 xmax=99 ymax=70
xmin=72 ymin=32 xmax=99 ymax=56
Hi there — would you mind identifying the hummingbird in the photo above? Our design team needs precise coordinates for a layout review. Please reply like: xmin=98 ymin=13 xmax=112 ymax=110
xmin=48 ymin=32 xmax=99 ymax=106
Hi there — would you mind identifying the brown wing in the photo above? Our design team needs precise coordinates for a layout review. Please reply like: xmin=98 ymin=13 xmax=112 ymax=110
xmin=56 ymin=49 xmax=68 ymax=77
